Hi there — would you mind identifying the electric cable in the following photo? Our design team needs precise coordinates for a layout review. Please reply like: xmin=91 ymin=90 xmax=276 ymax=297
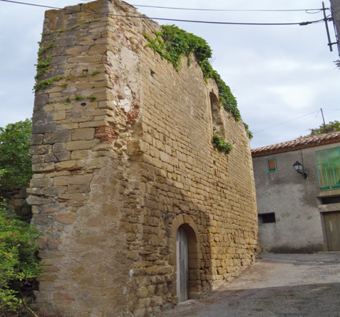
xmin=254 ymin=110 xmax=320 ymax=134
xmin=130 ymin=4 xmax=325 ymax=14
xmin=0 ymin=0 xmax=326 ymax=26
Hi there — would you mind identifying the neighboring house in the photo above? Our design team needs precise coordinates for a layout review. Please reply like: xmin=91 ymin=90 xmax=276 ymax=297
xmin=252 ymin=131 xmax=340 ymax=253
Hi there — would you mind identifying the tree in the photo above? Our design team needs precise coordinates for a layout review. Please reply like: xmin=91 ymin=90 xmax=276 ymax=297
xmin=0 ymin=120 xmax=42 ymax=314
xmin=0 ymin=119 xmax=32 ymax=189
xmin=309 ymin=120 xmax=340 ymax=136
xmin=0 ymin=204 xmax=42 ymax=315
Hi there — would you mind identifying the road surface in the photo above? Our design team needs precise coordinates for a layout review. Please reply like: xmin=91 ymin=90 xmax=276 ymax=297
xmin=162 ymin=252 xmax=340 ymax=317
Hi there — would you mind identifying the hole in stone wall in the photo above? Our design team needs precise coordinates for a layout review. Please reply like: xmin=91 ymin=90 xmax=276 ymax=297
xmin=81 ymin=103 xmax=87 ymax=106
xmin=150 ymin=69 xmax=156 ymax=77
xmin=210 ymin=92 xmax=224 ymax=136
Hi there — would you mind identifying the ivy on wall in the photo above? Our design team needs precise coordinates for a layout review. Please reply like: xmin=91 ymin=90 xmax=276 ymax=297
xmin=213 ymin=134 xmax=233 ymax=154
xmin=34 ymin=19 xmax=101 ymax=91
xmin=144 ymin=25 xmax=253 ymax=140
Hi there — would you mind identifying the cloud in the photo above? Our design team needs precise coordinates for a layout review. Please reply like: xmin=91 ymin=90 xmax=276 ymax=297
xmin=0 ymin=0 xmax=339 ymax=149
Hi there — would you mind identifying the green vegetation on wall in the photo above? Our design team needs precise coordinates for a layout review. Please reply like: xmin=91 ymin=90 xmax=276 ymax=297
xmin=144 ymin=24 xmax=252 ymax=140
xmin=34 ymin=18 xmax=101 ymax=91
xmin=213 ymin=134 xmax=233 ymax=154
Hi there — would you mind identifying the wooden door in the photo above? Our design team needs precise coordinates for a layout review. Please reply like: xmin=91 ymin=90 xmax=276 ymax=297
xmin=176 ymin=227 xmax=189 ymax=302
xmin=324 ymin=212 xmax=340 ymax=251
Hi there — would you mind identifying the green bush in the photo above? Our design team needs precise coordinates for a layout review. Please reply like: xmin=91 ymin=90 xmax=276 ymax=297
xmin=0 ymin=119 xmax=32 ymax=190
xmin=213 ymin=134 xmax=233 ymax=154
xmin=0 ymin=204 xmax=42 ymax=315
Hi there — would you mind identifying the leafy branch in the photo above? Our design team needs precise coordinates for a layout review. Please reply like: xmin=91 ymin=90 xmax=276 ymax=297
xmin=213 ymin=134 xmax=233 ymax=154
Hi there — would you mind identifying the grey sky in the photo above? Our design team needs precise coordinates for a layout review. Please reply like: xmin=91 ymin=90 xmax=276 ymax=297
xmin=0 ymin=0 xmax=339 ymax=149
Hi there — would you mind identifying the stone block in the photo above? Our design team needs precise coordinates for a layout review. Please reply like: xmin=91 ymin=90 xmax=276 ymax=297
xmin=30 ymin=177 xmax=53 ymax=188
xmin=72 ymin=128 xmax=95 ymax=140
xmin=55 ymin=212 xmax=77 ymax=224
xmin=30 ymin=145 xmax=52 ymax=155
xmin=79 ymin=120 xmax=109 ymax=128
xmin=54 ymin=174 xmax=92 ymax=186
xmin=41 ymin=203 xmax=60 ymax=213
xmin=54 ymin=151 xmax=70 ymax=161
xmin=32 ymin=163 xmax=55 ymax=173
xmin=137 ymin=286 xmax=148 ymax=298
xmin=53 ymin=293 xmax=75 ymax=304
xmin=68 ymin=55 xmax=103 ymax=63
xmin=66 ymin=139 xmax=100 ymax=151
xmin=31 ymin=134 xmax=44 ymax=145
xmin=49 ymin=110 xmax=66 ymax=121
xmin=44 ymin=131 xmax=71 ymax=144
xmin=31 ymin=122 xmax=57 ymax=134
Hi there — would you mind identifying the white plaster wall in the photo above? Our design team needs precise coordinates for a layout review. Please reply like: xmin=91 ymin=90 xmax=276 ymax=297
xmin=252 ymin=144 xmax=340 ymax=253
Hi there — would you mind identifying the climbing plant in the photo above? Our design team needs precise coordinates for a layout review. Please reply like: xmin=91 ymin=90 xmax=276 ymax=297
xmin=213 ymin=134 xmax=233 ymax=154
xmin=144 ymin=24 xmax=250 ymax=130
xmin=34 ymin=18 xmax=101 ymax=91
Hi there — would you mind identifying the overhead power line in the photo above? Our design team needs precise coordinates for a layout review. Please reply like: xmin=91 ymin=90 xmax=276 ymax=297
xmin=254 ymin=110 xmax=320 ymax=134
xmin=0 ymin=0 xmax=326 ymax=26
xmin=131 ymin=4 xmax=325 ymax=14
xmin=0 ymin=0 xmax=59 ymax=9
xmin=0 ymin=0 xmax=327 ymax=13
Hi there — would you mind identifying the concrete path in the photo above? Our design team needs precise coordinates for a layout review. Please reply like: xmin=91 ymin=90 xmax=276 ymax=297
xmin=162 ymin=252 xmax=340 ymax=317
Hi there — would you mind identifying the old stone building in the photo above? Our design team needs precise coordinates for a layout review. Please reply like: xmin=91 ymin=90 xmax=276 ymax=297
xmin=28 ymin=0 xmax=258 ymax=315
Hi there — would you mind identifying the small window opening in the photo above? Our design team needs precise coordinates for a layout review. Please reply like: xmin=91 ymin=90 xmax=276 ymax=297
xmin=258 ymin=213 xmax=276 ymax=224
xmin=267 ymin=159 xmax=277 ymax=173
xmin=320 ymin=196 xmax=340 ymax=205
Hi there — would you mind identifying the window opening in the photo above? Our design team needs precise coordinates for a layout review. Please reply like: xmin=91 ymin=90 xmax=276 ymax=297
xmin=267 ymin=158 xmax=277 ymax=173
xmin=258 ymin=213 xmax=276 ymax=224
xmin=315 ymin=147 xmax=340 ymax=190
xmin=320 ymin=195 xmax=340 ymax=205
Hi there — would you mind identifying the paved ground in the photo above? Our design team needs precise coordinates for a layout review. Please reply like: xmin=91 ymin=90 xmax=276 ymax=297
xmin=162 ymin=252 xmax=340 ymax=317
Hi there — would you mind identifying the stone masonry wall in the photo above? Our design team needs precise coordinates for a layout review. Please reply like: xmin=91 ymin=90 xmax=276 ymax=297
xmin=28 ymin=0 xmax=258 ymax=316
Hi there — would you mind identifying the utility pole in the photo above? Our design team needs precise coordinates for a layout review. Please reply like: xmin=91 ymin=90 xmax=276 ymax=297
xmin=330 ymin=0 xmax=340 ymax=56
xmin=323 ymin=1 xmax=334 ymax=52
xmin=321 ymin=108 xmax=326 ymax=131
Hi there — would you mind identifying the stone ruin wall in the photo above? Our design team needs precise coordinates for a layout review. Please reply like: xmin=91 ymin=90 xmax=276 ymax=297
xmin=28 ymin=0 xmax=258 ymax=315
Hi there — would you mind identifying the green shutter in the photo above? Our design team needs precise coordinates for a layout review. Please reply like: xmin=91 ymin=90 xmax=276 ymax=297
xmin=315 ymin=147 xmax=340 ymax=190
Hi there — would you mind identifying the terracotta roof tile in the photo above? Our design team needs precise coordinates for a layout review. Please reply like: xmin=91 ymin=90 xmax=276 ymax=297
xmin=251 ymin=131 xmax=340 ymax=158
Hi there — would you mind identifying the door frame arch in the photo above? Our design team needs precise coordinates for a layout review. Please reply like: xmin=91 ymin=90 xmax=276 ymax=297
xmin=171 ymin=214 xmax=202 ymax=302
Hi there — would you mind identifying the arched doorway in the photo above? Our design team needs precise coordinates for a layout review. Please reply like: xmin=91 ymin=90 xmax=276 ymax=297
xmin=176 ymin=226 xmax=189 ymax=302
xmin=171 ymin=215 xmax=201 ymax=303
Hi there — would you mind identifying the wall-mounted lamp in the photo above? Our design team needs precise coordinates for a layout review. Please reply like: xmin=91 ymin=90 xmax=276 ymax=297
xmin=293 ymin=161 xmax=307 ymax=179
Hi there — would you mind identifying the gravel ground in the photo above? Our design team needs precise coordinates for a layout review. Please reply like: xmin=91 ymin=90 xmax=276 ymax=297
xmin=161 ymin=252 xmax=340 ymax=317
